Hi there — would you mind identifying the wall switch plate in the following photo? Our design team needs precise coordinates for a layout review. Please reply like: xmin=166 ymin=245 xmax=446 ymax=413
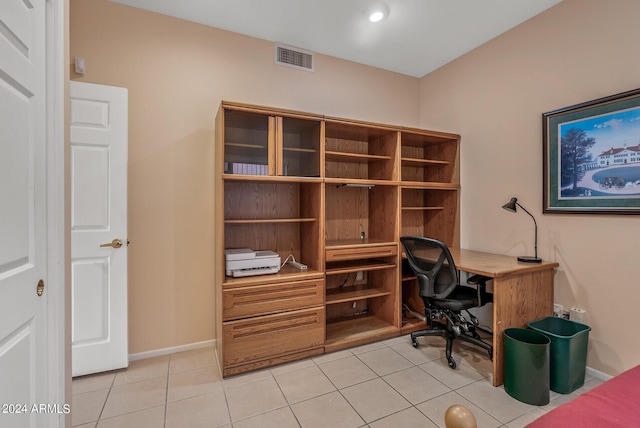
xmin=74 ymin=57 xmax=86 ymax=74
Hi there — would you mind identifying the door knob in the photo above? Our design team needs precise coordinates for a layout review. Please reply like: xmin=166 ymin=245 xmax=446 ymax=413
xmin=100 ymin=239 xmax=123 ymax=248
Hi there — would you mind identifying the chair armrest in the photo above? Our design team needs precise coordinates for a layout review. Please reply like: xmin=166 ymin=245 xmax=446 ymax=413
xmin=467 ymin=274 xmax=492 ymax=306
xmin=416 ymin=273 xmax=435 ymax=297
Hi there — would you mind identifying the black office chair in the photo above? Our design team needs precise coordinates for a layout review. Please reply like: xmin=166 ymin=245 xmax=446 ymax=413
xmin=400 ymin=236 xmax=493 ymax=369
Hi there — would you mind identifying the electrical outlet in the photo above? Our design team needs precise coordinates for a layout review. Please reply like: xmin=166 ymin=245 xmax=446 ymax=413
xmin=288 ymin=260 xmax=307 ymax=270
xmin=356 ymin=271 xmax=364 ymax=281
xmin=570 ymin=307 xmax=586 ymax=323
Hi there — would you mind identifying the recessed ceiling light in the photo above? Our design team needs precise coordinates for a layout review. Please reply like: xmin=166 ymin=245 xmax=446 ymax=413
xmin=368 ymin=4 xmax=389 ymax=23
xmin=369 ymin=11 xmax=384 ymax=22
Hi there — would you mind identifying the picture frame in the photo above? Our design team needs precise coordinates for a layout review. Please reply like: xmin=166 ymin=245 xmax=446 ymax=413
xmin=543 ymin=88 xmax=640 ymax=214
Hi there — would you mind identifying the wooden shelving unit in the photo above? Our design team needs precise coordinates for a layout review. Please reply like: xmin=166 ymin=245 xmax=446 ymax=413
xmin=215 ymin=102 xmax=460 ymax=376
xmin=322 ymin=119 xmax=401 ymax=352
xmin=399 ymin=128 xmax=460 ymax=336
xmin=215 ymin=103 xmax=325 ymax=377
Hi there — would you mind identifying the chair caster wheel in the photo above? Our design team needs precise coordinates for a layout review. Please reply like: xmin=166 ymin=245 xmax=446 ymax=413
xmin=412 ymin=339 xmax=419 ymax=348
xmin=447 ymin=357 xmax=457 ymax=369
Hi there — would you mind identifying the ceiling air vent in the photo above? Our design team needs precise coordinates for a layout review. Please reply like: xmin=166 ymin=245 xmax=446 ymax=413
xmin=275 ymin=43 xmax=314 ymax=72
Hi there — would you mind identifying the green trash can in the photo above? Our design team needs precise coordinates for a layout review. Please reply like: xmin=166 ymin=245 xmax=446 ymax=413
xmin=528 ymin=316 xmax=591 ymax=394
xmin=503 ymin=328 xmax=550 ymax=405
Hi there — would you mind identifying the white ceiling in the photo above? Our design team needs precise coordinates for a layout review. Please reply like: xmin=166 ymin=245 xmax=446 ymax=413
xmin=111 ymin=0 xmax=562 ymax=78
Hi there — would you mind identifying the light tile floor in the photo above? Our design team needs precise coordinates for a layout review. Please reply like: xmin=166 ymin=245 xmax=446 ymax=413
xmin=71 ymin=334 xmax=603 ymax=427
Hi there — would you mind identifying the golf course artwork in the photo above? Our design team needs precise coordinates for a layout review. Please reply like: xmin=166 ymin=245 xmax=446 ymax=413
xmin=544 ymin=88 xmax=640 ymax=214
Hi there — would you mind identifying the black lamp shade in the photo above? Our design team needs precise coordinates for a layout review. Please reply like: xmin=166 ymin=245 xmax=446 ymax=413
xmin=502 ymin=197 xmax=518 ymax=213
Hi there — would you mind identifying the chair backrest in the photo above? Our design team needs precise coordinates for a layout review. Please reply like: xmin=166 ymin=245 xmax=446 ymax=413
xmin=400 ymin=236 xmax=458 ymax=299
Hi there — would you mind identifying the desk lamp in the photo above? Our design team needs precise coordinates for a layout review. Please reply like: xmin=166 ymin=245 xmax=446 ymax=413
xmin=501 ymin=197 xmax=542 ymax=263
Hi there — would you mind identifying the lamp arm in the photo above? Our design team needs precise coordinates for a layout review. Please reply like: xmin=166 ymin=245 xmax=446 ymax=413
xmin=516 ymin=202 xmax=538 ymax=258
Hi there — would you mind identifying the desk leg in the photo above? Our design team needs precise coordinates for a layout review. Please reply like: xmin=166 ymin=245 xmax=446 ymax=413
xmin=492 ymin=269 xmax=554 ymax=386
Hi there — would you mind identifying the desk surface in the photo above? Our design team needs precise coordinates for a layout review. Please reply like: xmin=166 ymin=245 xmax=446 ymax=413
xmin=449 ymin=248 xmax=559 ymax=278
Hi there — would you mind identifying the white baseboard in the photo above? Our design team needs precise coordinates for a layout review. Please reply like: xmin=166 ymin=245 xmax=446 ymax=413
xmin=586 ymin=366 xmax=613 ymax=381
xmin=129 ymin=339 xmax=216 ymax=362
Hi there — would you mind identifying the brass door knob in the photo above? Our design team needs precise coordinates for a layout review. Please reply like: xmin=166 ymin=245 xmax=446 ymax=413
xmin=100 ymin=239 xmax=123 ymax=248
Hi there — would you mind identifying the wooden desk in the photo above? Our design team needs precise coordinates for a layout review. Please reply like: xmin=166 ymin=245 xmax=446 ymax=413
xmin=449 ymin=248 xmax=559 ymax=386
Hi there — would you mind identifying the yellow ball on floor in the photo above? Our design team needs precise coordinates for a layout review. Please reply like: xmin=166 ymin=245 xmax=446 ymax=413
xmin=444 ymin=404 xmax=477 ymax=428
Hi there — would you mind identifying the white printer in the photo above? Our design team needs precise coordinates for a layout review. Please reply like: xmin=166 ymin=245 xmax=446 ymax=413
xmin=224 ymin=248 xmax=281 ymax=277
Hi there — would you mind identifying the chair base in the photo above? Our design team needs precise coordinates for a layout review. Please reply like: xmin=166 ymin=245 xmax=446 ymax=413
xmin=411 ymin=319 xmax=493 ymax=370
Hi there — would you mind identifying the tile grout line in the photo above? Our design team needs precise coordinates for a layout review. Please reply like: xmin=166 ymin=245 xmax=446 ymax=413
xmin=320 ymin=340 xmax=412 ymax=427
xmin=163 ymin=356 xmax=170 ymax=428
xmin=95 ymin=369 xmax=118 ymax=425
xmin=310 ymin=354 xmax=369 ymax=427
xmin=267 ymin=372 xmax=302 ymax=428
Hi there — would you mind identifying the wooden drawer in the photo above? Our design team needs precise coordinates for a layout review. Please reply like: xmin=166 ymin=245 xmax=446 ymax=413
xmin=223 ymin=307 xmax=325 ymax=368
xmin=223 ymin=278 xmax=324 ymax=320
xmin=326 ymin=244 xmax=397 ymax=262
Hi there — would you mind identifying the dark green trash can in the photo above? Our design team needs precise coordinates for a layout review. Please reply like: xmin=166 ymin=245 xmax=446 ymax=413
xmin=503 ymin=328 xmax=550 ymax=405
xmin=528 ymin=316 xmax=591 ymax=394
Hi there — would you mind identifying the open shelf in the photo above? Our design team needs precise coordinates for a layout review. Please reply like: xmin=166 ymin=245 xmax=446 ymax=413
xmin=400 ymin=182 xmax=459 ymax=189
xmin=325 ymin=238 xmax=398 ymax=251
xmin=400 ymin=129 xmax=458 ymax=184
xmin=326 ymin=285 xmax=391 ymax=305
xmin=401 ymin=157 xmax=450 ymax=167
xmin=325 ymin=178 xmax=399 ymax=187
xmin=225 ymin=218 xmax=316 ymax=224
xmin=223 ymin=179 xmax=323 ymax=275
xmin=325 ymin=316 xmax=399 ymax=352
xmin=325 ymin=119 xmax=398 ymax=181
xmin=223 ymin=174 xmax=322 ymax=183
xmin=402 ymin=206 xmax=444 ymax=211
xmin=326 ymin=151 xmax=393 ymax=163
xmin=400 ymin=186 xmax=459 ymax=246
xmin=325 ymin=259 xmax=395 ymax=275
xmin=222 ymin=267 xmax=324 ymax=288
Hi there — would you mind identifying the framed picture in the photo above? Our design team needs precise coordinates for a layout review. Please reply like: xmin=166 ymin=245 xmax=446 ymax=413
xmin=543 ymin=88 xmax=640 ymax=214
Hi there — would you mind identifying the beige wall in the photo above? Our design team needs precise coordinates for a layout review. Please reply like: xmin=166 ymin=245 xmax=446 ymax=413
xmin=420 ymin=0 xmax=640 ymax=375
xmin=70 ymin=0 xmax=419 ymax=355
xmin=71 ymin=0 xmax=639 ymax=376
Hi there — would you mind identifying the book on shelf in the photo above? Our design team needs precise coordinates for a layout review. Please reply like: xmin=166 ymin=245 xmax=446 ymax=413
xmin=226 ymin=163 xmax=268 ymax=175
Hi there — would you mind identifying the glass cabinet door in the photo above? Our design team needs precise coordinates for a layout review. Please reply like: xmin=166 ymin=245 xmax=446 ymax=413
xmin=223 ymin=109 xmax=272 ymax=175
xmin=280 ymin=117 xmax=320 ymax=177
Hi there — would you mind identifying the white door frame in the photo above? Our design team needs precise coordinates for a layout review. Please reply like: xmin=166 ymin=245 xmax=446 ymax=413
xmin=45 ymin=0 xmax=66 ymax=426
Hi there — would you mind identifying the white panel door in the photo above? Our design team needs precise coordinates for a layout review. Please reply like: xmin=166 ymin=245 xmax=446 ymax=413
xmin=0 ymin=1 xmax=56 ymax=427
xmin=70 ymin=82 xmax=128 ymax=377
